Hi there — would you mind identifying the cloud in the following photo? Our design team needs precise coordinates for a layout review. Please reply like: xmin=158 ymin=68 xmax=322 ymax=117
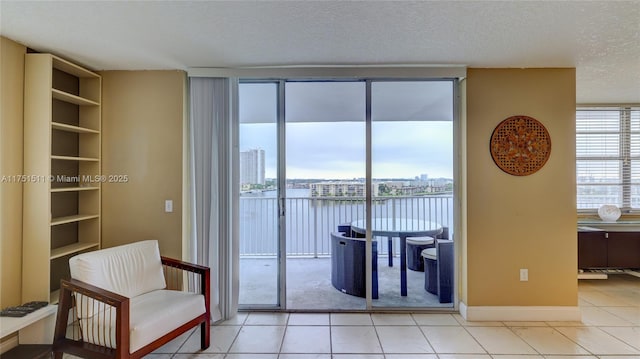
xmin=239 ymin=80 xmax=454 ymax=179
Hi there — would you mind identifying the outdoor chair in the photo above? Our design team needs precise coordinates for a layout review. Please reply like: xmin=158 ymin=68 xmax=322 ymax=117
xmin=406 ymin=226 xmax=447 ymax=271
xmin=52 ymin=240 xmax=210 ymax=359
xmin=422 ymin=238 xmax=454 ymax=303
xmin=330 ymin=232 xmax=378 ymax=299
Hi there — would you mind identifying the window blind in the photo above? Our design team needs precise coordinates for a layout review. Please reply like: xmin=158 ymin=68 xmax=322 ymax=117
xmin=576 ymin=107 xmax=640 ymax=211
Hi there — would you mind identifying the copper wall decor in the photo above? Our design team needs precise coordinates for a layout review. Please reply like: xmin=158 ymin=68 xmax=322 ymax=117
xmin=490 ymin=115 xmax=551 ymax=176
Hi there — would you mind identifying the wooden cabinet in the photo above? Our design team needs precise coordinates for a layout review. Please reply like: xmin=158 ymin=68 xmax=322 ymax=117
xmin=22 ymin=54 xmax=101 ymax=303
xmin=607 ymin=232 xmax=640 ymax=268
xmin=577 ymin=230 xmax=607 ymax=269
xmin=578 ymin=229 xmax=640 ymax=269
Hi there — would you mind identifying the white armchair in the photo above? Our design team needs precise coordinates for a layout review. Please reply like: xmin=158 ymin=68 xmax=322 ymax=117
xmin=52 ymin=240 xmax=210 ymax=359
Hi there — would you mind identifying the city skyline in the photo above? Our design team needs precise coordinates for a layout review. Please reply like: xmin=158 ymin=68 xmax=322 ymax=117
xmin=240 ymin=120 xmax=453 ymax=180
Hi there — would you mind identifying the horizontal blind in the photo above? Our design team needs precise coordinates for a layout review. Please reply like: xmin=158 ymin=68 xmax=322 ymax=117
xmin=576 ymin=107 xmax=640 ymax=211
xmin=631 ymin=109 xmax=640 ymax=209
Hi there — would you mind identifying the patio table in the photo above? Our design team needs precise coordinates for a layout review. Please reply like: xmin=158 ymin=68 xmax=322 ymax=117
xmin=350 ymin=218 xmax=442 ymax=296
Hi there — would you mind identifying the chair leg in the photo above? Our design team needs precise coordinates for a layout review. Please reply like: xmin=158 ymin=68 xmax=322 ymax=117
xmin=201 ymin=320 xmax=210 ymax=350
xmin=372 ymin=245 xmax=379 ymax=299
xmin=387 ymin=236 xmax=393 ymax=267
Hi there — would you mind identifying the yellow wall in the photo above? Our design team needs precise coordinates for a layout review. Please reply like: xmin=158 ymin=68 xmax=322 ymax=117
xmin=464 ymin=68 xmax=577 ymax=306
xmin=101 ymin=71 xmax=185 ymax=259
xmin=0 ymin=37 xmax=26 ymax=308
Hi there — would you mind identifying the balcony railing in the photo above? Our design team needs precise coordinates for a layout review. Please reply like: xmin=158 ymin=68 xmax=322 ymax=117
xmin=240 ymin=194 xmax=453 ymax=257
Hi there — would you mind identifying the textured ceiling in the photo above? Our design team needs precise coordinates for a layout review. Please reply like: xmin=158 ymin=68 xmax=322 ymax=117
xmin=1 ymin=1 xmax=639 ymax=103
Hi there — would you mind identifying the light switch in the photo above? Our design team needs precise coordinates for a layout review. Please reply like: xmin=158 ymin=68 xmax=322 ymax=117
xmin=165 ymin=200 xmax=173 ymax=213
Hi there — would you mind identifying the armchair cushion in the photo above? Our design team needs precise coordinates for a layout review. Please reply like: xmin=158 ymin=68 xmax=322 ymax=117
xmin=80 ymin=289 xmax=206 ymax=353
xmin=69 ymin=240 xmax=166 ymax=300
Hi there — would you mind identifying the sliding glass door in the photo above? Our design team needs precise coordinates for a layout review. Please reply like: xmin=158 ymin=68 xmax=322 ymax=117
xmin=238 ymin=79 xmax=455 ymax=310
xmin=371 ymin=81 xmax=454 ymax=308
xmin=238 ymin=82 xmax=280 ymax=307
xmin=284 ymin=81 xmax=366 ymax=310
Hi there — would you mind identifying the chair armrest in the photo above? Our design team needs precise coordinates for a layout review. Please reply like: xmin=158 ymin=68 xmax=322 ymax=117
xmin=53 ymin=278 xmax=130 ymax=358
xmin=160 ymin=256 xmax=211 ymax=321
xmin=61 ymin=278 xmax=129 ymax=305
xmin=161 ymin=256 xmax=209 ymax=275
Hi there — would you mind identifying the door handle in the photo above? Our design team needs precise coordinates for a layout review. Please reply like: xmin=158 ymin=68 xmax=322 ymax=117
xmin=279 ymin=198 xmax=285 ymax=217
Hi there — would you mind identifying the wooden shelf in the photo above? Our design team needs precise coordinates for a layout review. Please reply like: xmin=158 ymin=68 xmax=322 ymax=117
xmin=52 ymin=89 xmax=99 ymax=106
xmin=51 ymin=155 xmax=99 ymax=162
xmin=51 ymin=214 xmax=99 ymax=226
xmin=50 ymin=241 xmax=100 ymax=260
xmin=50 ymin=186 xmax=99 ymax=193
xmin=51 ymin=122 xmax=99 ymax=134
xmin=23 ymin=53 xmax=101 ymax=304
xmin=0 ymin=305 xmax=57 ymax=338
xmin=52 ymin=55 xmax=98 ymax=79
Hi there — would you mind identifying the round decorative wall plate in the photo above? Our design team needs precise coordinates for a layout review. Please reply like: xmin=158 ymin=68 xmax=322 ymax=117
xmin=490 ymin=115 xmax=551 ymax=176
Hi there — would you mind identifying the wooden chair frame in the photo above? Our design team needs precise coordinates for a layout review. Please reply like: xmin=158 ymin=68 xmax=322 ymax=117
xmin=52 ymin=257 xmax=210 ymax=359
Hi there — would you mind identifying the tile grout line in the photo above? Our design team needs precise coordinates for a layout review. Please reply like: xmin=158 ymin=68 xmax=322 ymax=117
xmin=224 ymin=313 xmax=250 ymax=356
xmin=504 ymin=323 xmax=544 ymax=357
xmin=551 ymin=325 xmax=598 ymax=357
xmin=411 ymin=312 xmax=438 ymax=355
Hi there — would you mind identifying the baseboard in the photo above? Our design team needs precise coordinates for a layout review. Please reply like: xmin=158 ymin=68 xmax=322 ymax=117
xmin=459 ymin=302 xmax=581 ymax=322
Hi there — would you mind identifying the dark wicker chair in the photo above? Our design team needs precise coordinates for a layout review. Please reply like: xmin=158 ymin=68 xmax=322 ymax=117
xmin=422 ymin=238 xmax=454 ymax=303
xmin=331 ymin=232 xmax=378 ymax=299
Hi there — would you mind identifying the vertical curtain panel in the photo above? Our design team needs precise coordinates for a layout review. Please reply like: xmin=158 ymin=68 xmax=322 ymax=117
xmin=189 ymin=77 xmax=239 ymax=322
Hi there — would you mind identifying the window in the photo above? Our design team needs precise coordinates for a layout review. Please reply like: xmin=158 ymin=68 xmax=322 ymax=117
xmin=576 ymin=107 xmax=640 ymax=211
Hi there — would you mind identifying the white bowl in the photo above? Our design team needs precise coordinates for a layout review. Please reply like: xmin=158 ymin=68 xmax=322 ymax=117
xmin=598 ymin=204 xmax=621 ymax=222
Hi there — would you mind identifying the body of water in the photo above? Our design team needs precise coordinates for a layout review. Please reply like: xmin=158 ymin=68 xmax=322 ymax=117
xmin=240 ymin=188 xmax=454 ymax=256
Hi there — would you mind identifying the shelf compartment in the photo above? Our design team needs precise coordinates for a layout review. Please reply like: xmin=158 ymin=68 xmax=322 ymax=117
xmin=52 ymin=89 xmax=99 ymax=106
xmin=51 ymin=122 xmax=99 ymax=134
xmin=52 ymin=128 xmax=99 ymax=159
xmin=50 ymin=241 xmax=99 ymax=260
xmin=52 ymin=55 xmax=99 ymax=79
xmin=51 ymin=155 xmax=99 ymax=162
xmin=51 ymin=214 xmax=99 ymax=226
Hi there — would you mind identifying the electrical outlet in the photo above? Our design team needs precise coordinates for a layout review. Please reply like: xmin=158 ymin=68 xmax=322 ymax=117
xmin=165 ymin=200 xmax=173 ymax=213
xmin=520 ymin=268 xmax=528 ymax=281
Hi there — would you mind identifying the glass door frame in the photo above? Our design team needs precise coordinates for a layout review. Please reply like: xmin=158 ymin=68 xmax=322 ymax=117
xmin=276 ymin=79 xmax=287 ymax=309
xmin=237 ymin=79 xmax=286 ymax=310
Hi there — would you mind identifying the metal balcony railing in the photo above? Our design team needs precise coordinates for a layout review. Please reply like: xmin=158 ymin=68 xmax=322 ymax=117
xmin=240 ymin=195 xmax=454 ymax=257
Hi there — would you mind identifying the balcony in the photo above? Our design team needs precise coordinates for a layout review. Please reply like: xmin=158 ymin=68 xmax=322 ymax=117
xmin=240 ymin=194 xmax=454 ymax=309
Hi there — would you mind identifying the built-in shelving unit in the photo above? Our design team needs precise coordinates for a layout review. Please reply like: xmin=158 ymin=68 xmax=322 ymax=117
xmin=22 ymin=54 xmax=101 ymax=304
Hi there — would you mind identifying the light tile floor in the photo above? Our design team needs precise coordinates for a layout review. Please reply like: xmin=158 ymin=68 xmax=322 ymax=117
xmin=70 ymin=274 xmax=640 ymax=358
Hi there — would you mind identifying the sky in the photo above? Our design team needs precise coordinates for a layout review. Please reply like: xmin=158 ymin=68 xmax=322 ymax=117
xmin=239 ymin=81 xmax=454 ymax=180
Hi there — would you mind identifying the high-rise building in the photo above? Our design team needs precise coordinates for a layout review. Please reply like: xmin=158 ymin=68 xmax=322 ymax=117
xmin=240 ymin=149 xmax=265 ymax=185
xmin=310 ymin=181 xmax=379 ymax=197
